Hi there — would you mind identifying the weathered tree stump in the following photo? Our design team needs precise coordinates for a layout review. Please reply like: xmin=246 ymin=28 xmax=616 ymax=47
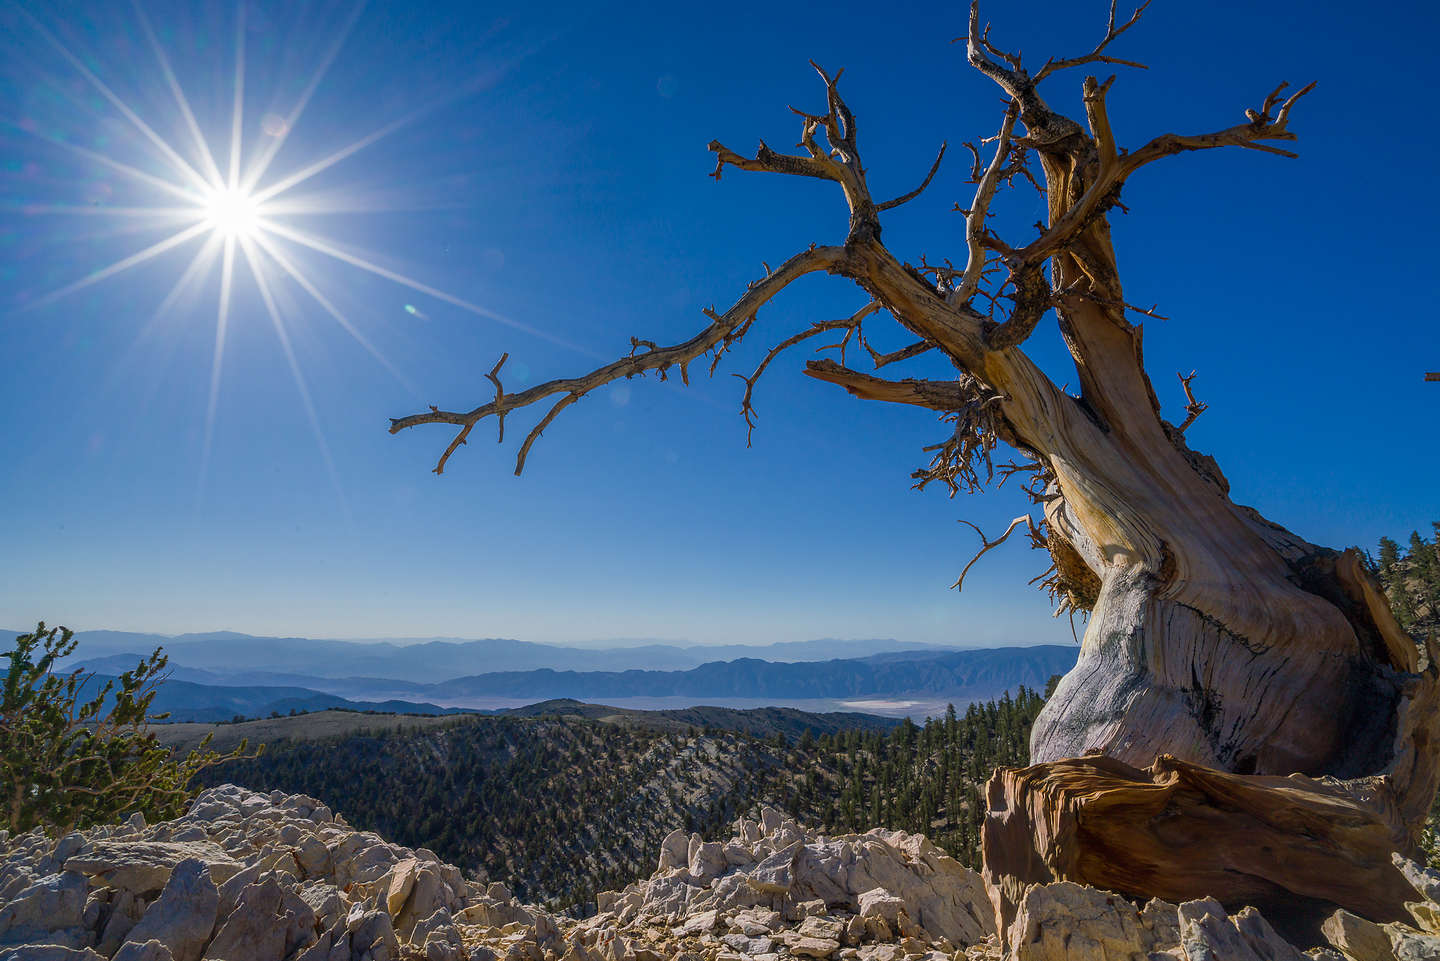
xmin=981 ymin=751 xmax=1437 ymax=947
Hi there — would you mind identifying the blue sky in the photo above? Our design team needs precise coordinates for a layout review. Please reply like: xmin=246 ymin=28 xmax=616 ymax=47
xmin=1 ymin=0 xmax=1435 ymax=646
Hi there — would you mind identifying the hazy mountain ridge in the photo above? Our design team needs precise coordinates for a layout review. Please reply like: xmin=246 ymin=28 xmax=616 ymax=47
xmin=72 ymin=672 xmax=471 ymax=723
xmin=425 ymin=647 xmax=1078 ymax=700
xmin=62 ymin=646 xmax=1078 ymax=721
xmin=152 ymin=703 xmax=902 ymax=753
xmin=16 ymin=628 xmax=985 ymax=682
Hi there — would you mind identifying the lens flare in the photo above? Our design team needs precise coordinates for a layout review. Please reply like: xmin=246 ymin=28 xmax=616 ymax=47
xmin=13 ymin=3 xmax=594 ymax=510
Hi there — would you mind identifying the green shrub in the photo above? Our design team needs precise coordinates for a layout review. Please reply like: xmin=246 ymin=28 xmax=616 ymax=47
xmin=0 ymin=621 xmax=258 ymax=835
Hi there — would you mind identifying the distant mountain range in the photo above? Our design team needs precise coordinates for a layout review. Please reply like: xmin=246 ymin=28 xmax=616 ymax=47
xmin=71 ymin=672 xmax=472 ymax=724
xmin=22 ymin=629 xmax=983 ymax=682
xmin=421 ymin=647 xmax=1077 ymax=700
xmin=61 ymin=645 xmax=1077 ymax=722
xmin=4 ymin=626 xmax=1076 ymax=723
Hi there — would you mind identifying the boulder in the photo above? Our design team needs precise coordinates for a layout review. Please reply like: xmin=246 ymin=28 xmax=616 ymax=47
xmin=121 ymin=859 xmax=217 ymax=961
xmin=214 ymin=864 xmax=263 ymax=920
xmin=411 ymin=909 xmax=466 ymax=961
xmin=0 ymin=871 xmax=89 ymax=945
xmin=1322 ymin=910 xmax=1398 ymax=961
xmin=202 ymin=876 xmax=313 ymax=961
xmin=747 ymin=845 xmax=799 ymax=895
xmin=857 ymin=891 xmax=906 ymax=927
xmin=294 ymin=838 xmax=332 ymax=879
xmin=657 ymin=832 xmax=688 ymax=873
xmin=723 ymin=844 xmax=756 ymax=869
xmin=385 ymin=861 xmax=419 ymax=919
xmin=677 ymin=912 xmax=718 ymax=937
xmin=1140 ymin=899 xmax=1182 ymax=949
xmin=0 ymin=948 xmax=105 ymax=961
xmin=1229 ymin=906 xmax=1309 ymax=961
xmin=394 ymin=866 xmax=455 ymax=937
xmin=688 ymin=844 xmax=727 ymax=884
xmin=109 ymin=943 xmax=172 ymax=961
xmin=789 ymin=937 xmax=839 ymax=959
xmin=96 ymin=891 xmax=146 ymax=957
xmin=347 ymin=910 xmax=399 ymax=961
xmin=298 ymin=885 xmax=345 ymax=930
xmin=1004 ymin=881 xmax=1150 ymax=961
xmin=1179 ymin=898 xmax=1265 ymax=961
xmin=65 ymin=844 xmax=241 ymax=895
xmin=1386 ymin=923 xmax=1440 ymax=961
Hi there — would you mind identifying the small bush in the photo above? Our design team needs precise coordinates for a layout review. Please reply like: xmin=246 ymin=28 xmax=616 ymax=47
xmin=0 ymin=621 xmax=258 ymax=835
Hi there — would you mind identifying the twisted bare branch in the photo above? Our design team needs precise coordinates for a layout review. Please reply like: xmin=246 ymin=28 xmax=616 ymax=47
xmin=1033 ymin=0 xmax=1152 ymax=83
xmin=962 ymin=0 xmax=1081 ymax=144
xmin=428 ymin=353 xmax=510 ymax=474
xmin=1008 ymin=80 xmax=1317 ymax=272
xmin=801 ymin=363 xmax=1014 ymax=498
xmin=878 ymin=142 xmax=948 ymax=211
xmin=736 ymin=302 xmax=881 ymax=445
xmin=952 ymin=514 xmax=1041 ymax=591
xmin=395 ymin=9 xmax=1316 ymax=515
xmin=390 ymin=245 xmax=848 ymax=474
xmin=952 ymin=101 xmax=1018 ymax=306
xmin=710 ymin=63 xmax=883 ymax=242
xmin=865 ymin=338 xmax=933 ymax=370
xmin=1177 ymin=370 xmax=1208 ymax=432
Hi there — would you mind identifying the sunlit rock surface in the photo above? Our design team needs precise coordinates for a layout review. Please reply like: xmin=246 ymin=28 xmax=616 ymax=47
xmin=2 ymin=785 xmax=1439 ymax=961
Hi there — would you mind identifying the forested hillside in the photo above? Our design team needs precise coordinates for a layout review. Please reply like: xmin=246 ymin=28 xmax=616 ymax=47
xmin=1375 ymin=523 xmax=1440 ymax=640
xmin=199 ymin=687 xmax=1048 ymax=909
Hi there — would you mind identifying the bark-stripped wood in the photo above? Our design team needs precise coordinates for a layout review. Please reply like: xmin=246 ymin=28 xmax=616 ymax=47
xmin=981 ymin=751 xmax=1439 ymax=946
xmin=390 ymin=0 xmax=1440 ymax=920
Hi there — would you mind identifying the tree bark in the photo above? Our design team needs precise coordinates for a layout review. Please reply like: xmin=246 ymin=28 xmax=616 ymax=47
xmin=980 ymin=753 xmax=1435 ymax=946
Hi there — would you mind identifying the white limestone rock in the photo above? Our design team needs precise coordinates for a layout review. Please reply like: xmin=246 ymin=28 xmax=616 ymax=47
xmin=1385 ymin=922 xmax=1440 ymax=961
xmin=656 ymin=831 xmax=688 ymax=873
xmin=0 ymin=871 xmax=89 ymax=946
xmin=109 ymin=942 xmax=172 ymax=961
xmin=64 ymin=844 xmax=240 ymax=895
xmin=202 ymin=876 xmax=314 ymax=961
xmin=1321 ymin=909 xmax=1398 ymax=961
xmin=1394 ymin=855 xmax=1440 ymax=904
xmin=119 ymin=859 xmax=217 ymax=961
xmin=1005 ymin=881 xmax=1151 ymax=961
xmin=0 ymin=948 xmax=106 ymax=961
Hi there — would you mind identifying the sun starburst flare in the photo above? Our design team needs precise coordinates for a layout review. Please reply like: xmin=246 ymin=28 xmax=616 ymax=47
xmin=11 ymin=3 xmax=582 ymax=508
xmin=201 ymin=186 xmax=263 ymax=241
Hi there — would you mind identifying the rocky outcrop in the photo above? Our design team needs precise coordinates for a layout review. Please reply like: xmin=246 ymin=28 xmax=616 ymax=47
xmin=0 ymin=786 xmax=488 ymax=961
xmin=569 ymin=807 xmax=995 ymax=961
xmin=592 ymin=810 xmax=993 ymax=945
xmin=6 ymin=786 xmax=1440 ymax=961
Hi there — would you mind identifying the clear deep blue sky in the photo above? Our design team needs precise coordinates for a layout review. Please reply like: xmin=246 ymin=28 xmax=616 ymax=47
xmin=1 ymin=0 xmax=1435 ymax=645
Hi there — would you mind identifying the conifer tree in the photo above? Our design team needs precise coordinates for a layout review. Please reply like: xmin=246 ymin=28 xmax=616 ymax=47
xmin=1 ymin=622 xmax=254 ymax=835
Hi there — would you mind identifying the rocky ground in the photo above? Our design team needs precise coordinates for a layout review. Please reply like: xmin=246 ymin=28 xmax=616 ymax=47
xmin=3 ymin=785 xmax=1440 ymax=961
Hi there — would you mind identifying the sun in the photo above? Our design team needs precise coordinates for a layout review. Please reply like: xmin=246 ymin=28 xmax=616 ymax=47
xmin=201 ymin=186 xmax=263 ymax=240
xmin=14 ymin=2 xmax=584 ymax=508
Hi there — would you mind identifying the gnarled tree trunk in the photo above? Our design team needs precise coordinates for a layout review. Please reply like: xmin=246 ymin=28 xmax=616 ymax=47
xmin=389 ymin=0 xmax=1440 ymax=930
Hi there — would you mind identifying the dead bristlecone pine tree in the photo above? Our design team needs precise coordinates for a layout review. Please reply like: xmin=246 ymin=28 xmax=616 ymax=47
xmin=389 ymin=0 xmax=1440 ymax=943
